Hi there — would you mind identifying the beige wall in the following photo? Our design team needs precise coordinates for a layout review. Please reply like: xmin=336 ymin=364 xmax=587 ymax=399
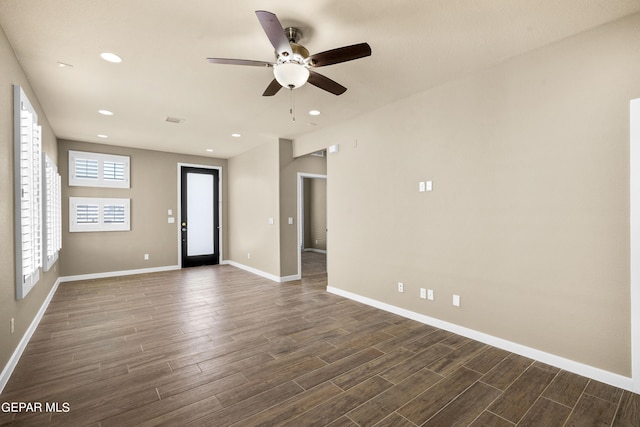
xmin=58 ymin=139 xmax=227 ymax=277
xmin=228 ymin=140 xmax=281 ymax=276
xmin=0 ymin=26 xmax=59 ymax=373
xmin=295 ymin=14 xmax=640 ymax=376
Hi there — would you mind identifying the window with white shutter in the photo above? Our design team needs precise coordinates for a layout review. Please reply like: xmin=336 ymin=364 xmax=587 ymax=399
xmin=69 ymin=197 xmax=130 ymax=232
xmin=43 ymin=153 xmax=62 ymax=272
xmin=14 ymin=85 xmax=42 ymax=299
xmin=69 ymin=150 xmax=130 ymax=188
xmin=75 ymin=158 xmax=99 ymax=180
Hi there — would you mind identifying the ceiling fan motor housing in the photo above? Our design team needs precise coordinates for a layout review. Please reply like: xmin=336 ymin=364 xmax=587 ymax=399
xmin=274 ymin=27 xmax=310 ymax=89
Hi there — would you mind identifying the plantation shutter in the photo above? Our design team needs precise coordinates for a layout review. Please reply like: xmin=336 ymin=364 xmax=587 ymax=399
xmin=70 ymin=197 xmax=130 ymax=232
xmin=69 ymin=151 xmax=129 ymax=188
xmin=43 ymin=154 xmax=62 ymax=272
xmin=15 ymin=85 xmax=42 ymax=299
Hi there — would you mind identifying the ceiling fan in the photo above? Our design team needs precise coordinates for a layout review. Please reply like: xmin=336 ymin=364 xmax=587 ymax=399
xmin=207 ymin=10 xmax=372 ymax=96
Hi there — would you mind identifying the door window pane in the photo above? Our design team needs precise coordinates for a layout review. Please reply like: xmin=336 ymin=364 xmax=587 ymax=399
xmin=187 ymin=172 xmax=214 ymax=256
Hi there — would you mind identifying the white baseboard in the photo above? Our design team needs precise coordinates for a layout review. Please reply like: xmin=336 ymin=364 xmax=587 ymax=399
xmin=303 ymin=248 xmax=327 ymax=254
xmin=221 ymin=261 xmax=300 ymax=283
xmin=327 ymin=286 xmax=634 ymax=392
xmin=0 ymin=277 xmax=62 ymax=394
xmin=59 ymin=265 xmax=180 ymax=283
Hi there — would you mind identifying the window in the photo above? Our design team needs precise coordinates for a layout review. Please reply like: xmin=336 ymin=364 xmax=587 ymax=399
xmin=42 ymin=154 xmax=62 ymax=272
xmin=69 ymin=197 xmax=130 ymax=232
xmin=69 ymin=150 xmax=130 ymax=188
xmin=13 ymin=85 xmax=42 ymax=299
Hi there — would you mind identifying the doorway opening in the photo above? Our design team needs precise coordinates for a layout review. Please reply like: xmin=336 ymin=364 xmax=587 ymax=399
xmin=298 ymin=173 xmax=327 ymax=278
xmin=178 ymin=165 xmax=221 ymax=268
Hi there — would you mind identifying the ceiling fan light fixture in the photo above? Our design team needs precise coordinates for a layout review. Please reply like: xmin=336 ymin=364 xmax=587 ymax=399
xmin=273 ymin=62 xmax=309 ymax=89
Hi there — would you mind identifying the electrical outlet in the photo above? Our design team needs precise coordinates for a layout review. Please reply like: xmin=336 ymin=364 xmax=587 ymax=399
xmin=428 ymin=289 xmax=434 ymax=301
xmin=420 ymin=288 xmax=427 ymax=299
xmin=10 ymin=318 xmax=15 ymax=334
xmin=247 ymin=252 xmax=251 ymax=259
xmin=144 ymin=253 xmax=149 ymax=260
xmin=453 ymin=294 xmax=461 ymax=307
xmin=398 ymin=282 xmax=404 ymax=293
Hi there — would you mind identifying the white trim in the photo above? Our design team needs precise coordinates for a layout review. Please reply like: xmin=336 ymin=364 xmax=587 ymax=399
xmin=303 ymin=248 xmax=327 ymax=254
xmin=327 ymin=286 xmax=634 ymax=392
xmin=631 ymin=98 xmax=640 ymax=393
xmin=59 ymin=265 xmax=180 ymax=283
xmin=0 ymin=277 xmax=61 ymax=394
xmin=177 ymin=163 xmax=223 ymax=268
xmin=297 ymin=173 xmax=327 ymax=278
xmin=221 ymin=260 xmax=300 ymax=283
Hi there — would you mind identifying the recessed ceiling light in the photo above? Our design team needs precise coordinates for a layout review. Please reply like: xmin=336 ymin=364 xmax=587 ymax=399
xmin=97 ymin=134 xmax=108 ymax=138
xmin=98 ymin=110 xmax=114 ymax=116
xmin=206 ymin=149 xmax=214 ymax=152
xmin=57 ymin=62 xmax=73 ymax=68
xmin=231 ymin=133 xmax=241 ymax=138
xmin=165 ymin=116 xmax=185 ymax=124
xmin=309 ymin=110 xmax=321 ymax=116
xmin=100 ymin=52 xmax=122 ymax=63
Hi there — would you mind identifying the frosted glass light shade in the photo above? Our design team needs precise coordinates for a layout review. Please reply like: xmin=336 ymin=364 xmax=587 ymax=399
xmin=273 ymin=62 xmax=309 ymax=89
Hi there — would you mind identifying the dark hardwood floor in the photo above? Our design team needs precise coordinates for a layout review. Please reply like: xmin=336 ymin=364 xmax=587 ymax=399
xmin=301 ymin=251 xmax=327 ymax=277
xmin=1 ymin=261 xmax=638 ymax=426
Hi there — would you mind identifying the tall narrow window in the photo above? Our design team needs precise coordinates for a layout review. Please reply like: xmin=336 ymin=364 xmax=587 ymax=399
xmin=14 ymin=85 xmax=42 ymax=299
xmin=43 ymin=153 xmax=62 ymax=272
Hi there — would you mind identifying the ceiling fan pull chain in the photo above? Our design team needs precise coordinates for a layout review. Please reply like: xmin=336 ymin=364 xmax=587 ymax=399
xmin=290 ymin=88 xmax=296 ymax=122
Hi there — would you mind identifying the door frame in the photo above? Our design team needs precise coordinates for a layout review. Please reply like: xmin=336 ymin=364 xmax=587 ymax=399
xmin=177 ymin=163 xmax=223 ymax=268
xmin=297 ymin=172 xmax=327 ymax=278
xmin=630 ymin=98 xmax=640 ymax=392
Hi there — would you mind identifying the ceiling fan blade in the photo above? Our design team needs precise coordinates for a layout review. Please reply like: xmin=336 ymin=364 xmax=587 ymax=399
xmin=262 ymin=79 xmax=282 ymax=96
xmin=308 ymin=71 xmax=347 ymax=96
xmin=207 ymin=58 xmax=273 ymax=67
xmin=307 ymin=43 xmax=372 ymax=67
xmin=255 ymin=10 xmax=292 ymax=57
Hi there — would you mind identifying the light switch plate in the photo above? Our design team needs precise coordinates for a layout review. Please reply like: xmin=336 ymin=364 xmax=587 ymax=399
xmin=453 ymin=294 xmax=461 ymax=307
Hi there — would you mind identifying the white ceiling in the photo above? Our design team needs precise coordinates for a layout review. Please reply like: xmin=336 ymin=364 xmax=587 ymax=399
xmin=1 ymin=1 xmax=639 ymax=159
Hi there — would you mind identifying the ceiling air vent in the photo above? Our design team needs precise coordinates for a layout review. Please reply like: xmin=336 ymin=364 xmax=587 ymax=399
xmin=165 ymin=116 xmax=185 ymax=124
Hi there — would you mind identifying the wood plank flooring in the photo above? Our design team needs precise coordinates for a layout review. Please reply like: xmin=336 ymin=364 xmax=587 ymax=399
xmin=1 ymin=261 xmax=638 ymax=426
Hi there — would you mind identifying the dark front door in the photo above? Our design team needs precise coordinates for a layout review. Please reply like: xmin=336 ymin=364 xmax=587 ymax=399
xmin=180 ymin=167 xmax=219 ymax=267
